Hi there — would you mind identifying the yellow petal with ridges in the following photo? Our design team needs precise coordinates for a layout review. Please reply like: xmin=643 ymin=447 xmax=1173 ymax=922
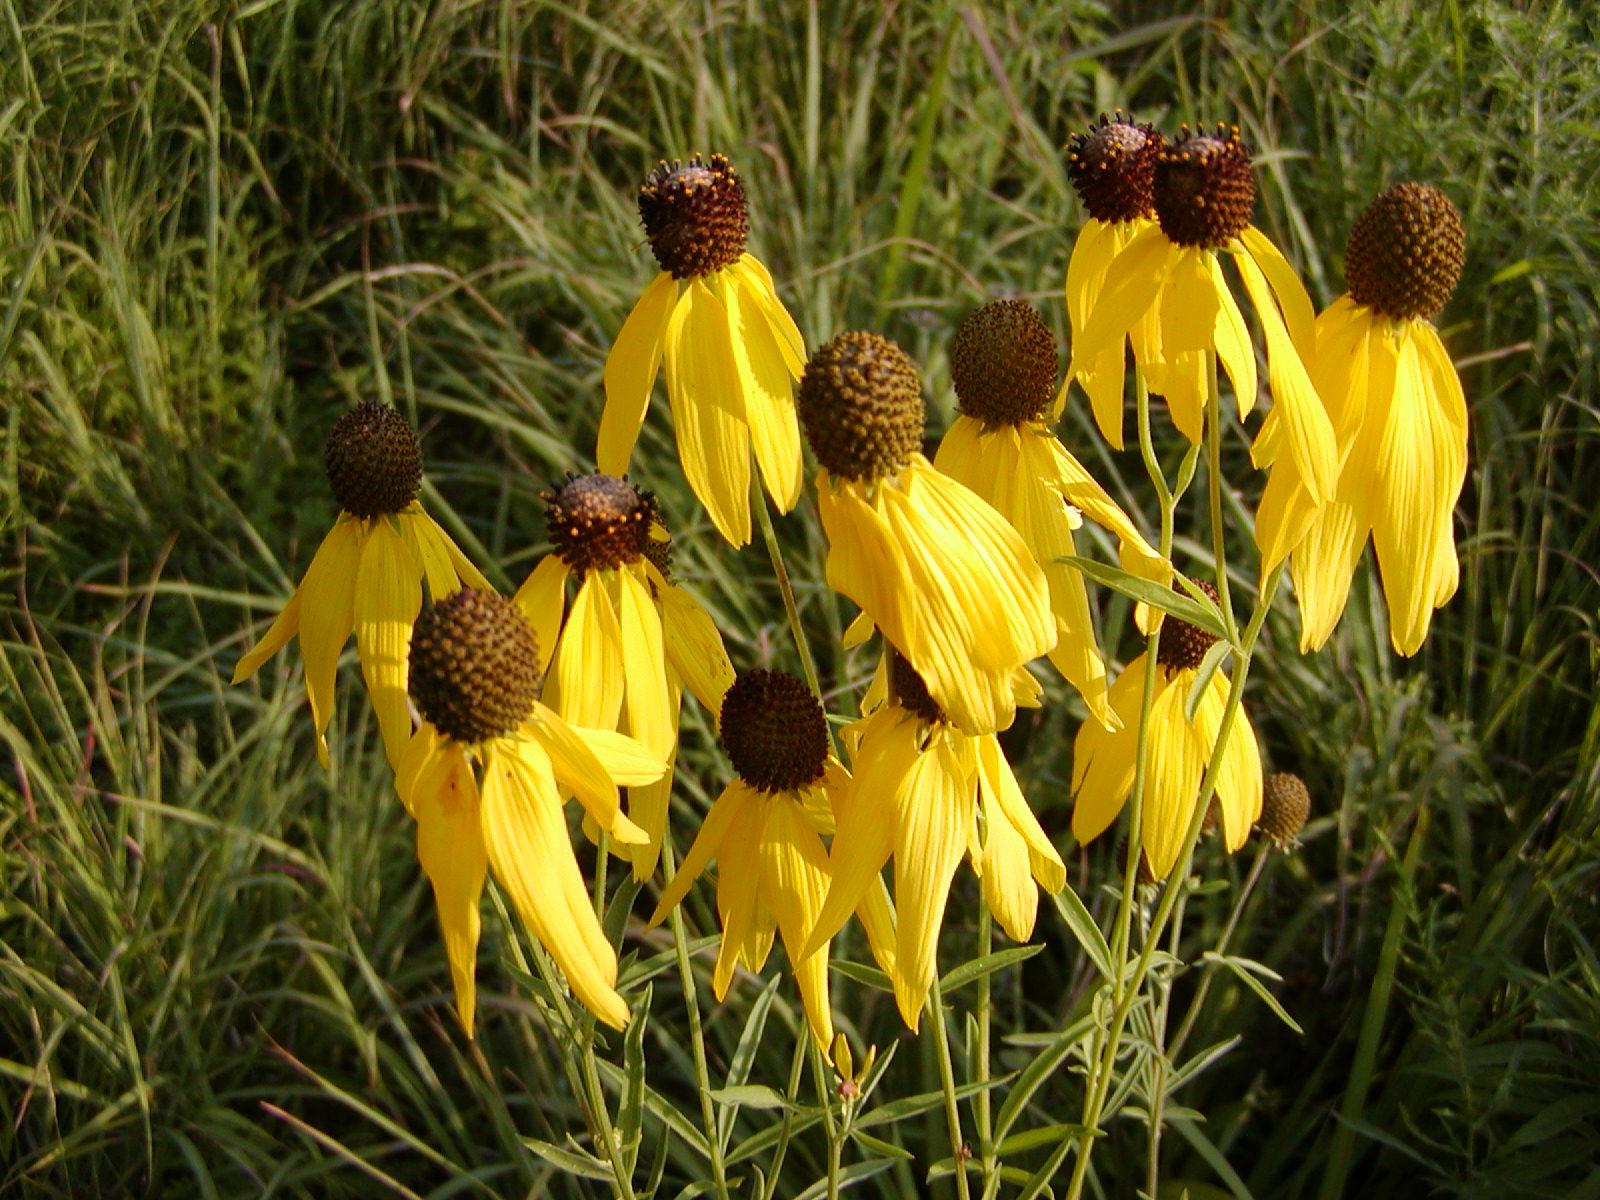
xmin=1191 ymin=673 xmax=1263 ymax=851
xmin=554 ymin=571 xmax=624 ymax=732
xmin=1065 ymin=218 xmax=1135 ymax=442
xmin=513 ymin=555 xmax=570 ymax=677
xmin=480 ymin=743 xmax=629 ymax=1029
xmin=815 ymin=474 xmax=912 ymax=654
xmin=527 ymin=705 xmax=649 ymax=845
xmin=233 ymin=588 xmax=302 ymax=684
xmin=976 ymin=775 xmax=1037 ymax=943
xmin=1238 ymin=227 xmax=1316 ymax=358
xmin=651 ymin=780 xmax=746 ymax=924
xmin=1069 ymin=656 xmax=1147 ymax=844
xmin=712 ymin=788 xmax=765 ymax=998
xmin=891 ymin=738 xmax=973 ymax=1030
xmin=402 ymin=509 xmax=459 ymax=603
xmin=599 ymin=271 xmax=679 ymax=475
xmin=760 ymin=795 xmax=834 ymax=1048
xmin=617 ymin=567 xmax=675 ymax=760
xmin=1140 ymin=672 xmax=1206 ymax=880
xmin=297 ymin=519 xmax=364 ymax=766
xmin=1066 ymin=224 xmax=1169 ymax=385
xmin=1211 ymin=254 xmax=1257 ymax=419
xmin=658 ymin=581 xmax=734 ymax=718
xmin=664 ymin=278 xmax=752 ymax=545
xmin=414 ymin=741 xmax=486 ymax=1035
xmin=735 ymin=254 xmax=805 ymax=376
xmin=353 ymin=517 xmax=423 ymax=770
xmin=721 ymin=271 xmax=802 ymax=511
xmin=979 ymin=732 xmax=1065 ymax=895
xmin=623 ymin=708 xmax=677 ymax=882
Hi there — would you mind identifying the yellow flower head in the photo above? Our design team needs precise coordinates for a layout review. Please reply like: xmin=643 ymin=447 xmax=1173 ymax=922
xmin=232 ymin=402 xmax=491 ymax=769
xmin=804 ymin=650 xmax=1065 ymax=1030
xmin=1071 ymin=582 xmax=1264 ymax=879
xmin=933 ymin=299 xmax=1168 ymax=728
xmin=1060 ymin=111 xmax=1164 ymax=442
xmin=513 ymin=474 xmax=734 ymax=881
xmin=1066 ymin=124 xmax=1338 ymax=507
xmin=798 ymin=330 xmax=1054 ymax=736
xmin=397 ymin=588 xmax=667 ymax=1036
xmin=1258 ymin=182 xmax=1468 ymax=655
xmin=597 ymin=153 xmax=806 ymax=546
xmin=649 ymin=669 xmax=881 ymax=1050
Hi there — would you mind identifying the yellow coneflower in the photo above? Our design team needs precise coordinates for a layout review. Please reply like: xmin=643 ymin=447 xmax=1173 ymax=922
xmin=933 ymin=299 xmax=1167 ymax=729
xmin=648 ymin=670 xmax=892 ymax=1049
xmin=597 ymin=154 xmax=806 ymax=546
xmin=1071 ymin=582 xmax=1263 ymax=879
xmin=396 ymin=589 xmax=666 ymax=1034
xmin=1058 ymin=112 xmax=1164 ymax=447
xmin=233 ymin=402 xmax=490 ymax=769
xmin=1257 ymin=183 xmax=1468 ymax=655
xmin=513 ymin=474 xmax=734 ymax=881
xmin=799 ymin=331 xmax=1054 ymax=736
xmin=803 ymin=651 xmax=1065 ymax=1029
xmin=1066 ymin=124 xmax=1337 ymax=509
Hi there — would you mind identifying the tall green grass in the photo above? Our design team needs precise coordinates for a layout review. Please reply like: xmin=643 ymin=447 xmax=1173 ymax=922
xmin=3 ymin=0 xmax=1596 ymax=1195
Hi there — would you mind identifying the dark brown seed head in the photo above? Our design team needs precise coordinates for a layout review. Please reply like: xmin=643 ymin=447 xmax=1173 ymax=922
xmin=637 ymin=153 xmax=749 ymax=279
xmin=719 ymin=669 xmax=830 ymax=793
xmin=798 ymin=332 xmax=925 ymax=481
xmin=1259 ymin=772 xmax=1311 ymax=844
xmin=888 ymin=647 xmax=945 ymax=725
xmin=409 ymin=589 xmax=542 ymax=744
xmin=1156 ymin=578 xmax=1222 ymax=672
xmin=949 ymin=300 xmax=1058 ymax=427
xmin=323 ymin=402 xmax=422 ymax=518
xmin=1111 ymin=833 xmax=1159 ymax=886
xmin=1153 ymin=124 xmax=1256 ymax=250
xmin=1066 ymin=112 xmax=1162 ymax=224
xmin=1344 ymin=182 xmax=1465 ymax=321
xmin=544 ymin=474 xmax=657 ymax=575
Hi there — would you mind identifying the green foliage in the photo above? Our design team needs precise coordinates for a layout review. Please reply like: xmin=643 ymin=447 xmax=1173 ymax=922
xmin=3 ymin=0 xmax=1596 ymax=1196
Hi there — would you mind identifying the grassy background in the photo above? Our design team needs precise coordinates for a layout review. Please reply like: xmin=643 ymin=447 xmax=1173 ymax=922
xmin=3 ymin=0 xmax=1597 ymax=1196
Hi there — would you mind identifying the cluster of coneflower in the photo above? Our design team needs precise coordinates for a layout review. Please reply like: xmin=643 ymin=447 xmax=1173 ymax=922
xmin=234 ymin=118 xmax=1466 ymax=1056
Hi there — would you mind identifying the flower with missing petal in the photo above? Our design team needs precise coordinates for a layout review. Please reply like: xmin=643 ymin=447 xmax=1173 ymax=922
xmin=803 ymin=650 xmax=1065 ymax=1029
xmin=933 ymin=299 xmax=1167 ymax=728
xmin=598 ymin=154 xmax=806 ymax=545
xmin=396 ymin=589 xmax=666 ymax=1034
xmin=799 ymin=330 xmax=1054 ymax=736
xmin=649 ymin=670 xmax=895 ymax=1048
xmin=1066 ymin=124 xmax=1338 ymax=513
xmin=233 ymin=403 xmax=491 ymax=769
xmin=1071 ymin=582 xmax=1263 ymax=879
xmin=1257 ymin=182 xmax=1469 ymax=655
xmin=514 ymin=474 xmax=734 ymax=880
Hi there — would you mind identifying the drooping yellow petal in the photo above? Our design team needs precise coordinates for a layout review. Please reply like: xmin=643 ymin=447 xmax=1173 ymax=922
xmin=978 ymin=732 xmax=1065 ymax=896
xmin=353 ymin=517 xmax=423 ymax=770
xmin=233 ymin=589 xmax=302 ymax=684
xmin=720 ymin=270 xmax=802 ymax=511
xmin=296 ymin=519 xmax=364 ymax=766
xmin=650 ymin=780 xmax=746 ymax=923
xmin=759 ymin=794 xmax=834 ymax=1048
xmin=663 ymin=278 xmax=752 ymax=546
xmin=1034 ymin=435 xmax=1166 ymax=582
xmin=656 ymin=577 xmax=735 ymax=719
xmin=544 ymin=713 xmax=668 ymax=788
xmin=1211 ymin=254 xmax=1257 ymax=419
xmin=1140 ymin=673 xmax=1206 ymax=880
xmin=1291 ymin=496 xmax=1369 ymax=652
xmin=815 ymin=474 xmax=911 ymax=652
xmin=1415 ymin=323 xmax=1469 ymax=611
xmin=554 ymin=571 xmax=624 ymax=732
xmin=975 ymin=776 xmax=1038 ymax=944
xmin=734 ymin=254 xmax=805 ymax=377
xmin=891 ymin=737 xmax=973 ymax=1030
xmin=1069 ymin=655 xmax=1148 ymax=844
xmin=1371 ymin=327 xmax=1465 ymax=655
xmin=1238 ymin=226 xmax=1316 ymax=358
xmin=623 ymin=710 xmax=677 ymax=882
xmin=598 ymin=271 xmax=680 ymax=475
xmin=1066 ymin=224 xmax=1170 ymax=386
xmin=513 ymin=555 xmax=570 ymax=677
xmin=803 ymin=708 xmax=914 ymax=959
xmin=1236 ymin=249 xmax=1337 ymax=503
xmin=712 ymin=787 xmax=765 ymax=998
xmin=394 ymin=723 xmax=440 ymax=817
xmin=410 ymin=509 xmax=494 ymax=595
xmin=616 ymin=566 xmax=675 ymax=760
xmin=414 ymin=740 xmax=487 ymax=1034
xmin=1190 ymin=671 xmax=1263 ymax=851
xmin=525 ymin=704 xmax=650 ymax=845
xmin=479 ymin=743 xmax=629 ymax=1029
xmin=1064 ymin=218 xmax=1135 ymax=442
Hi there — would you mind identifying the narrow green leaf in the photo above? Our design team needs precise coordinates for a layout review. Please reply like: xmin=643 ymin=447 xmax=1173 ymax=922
xmin=1184 ymin=638 xmax=1233 ymax=722
xmin=994 ymin=1013 xmax=1096 ymax=1141
xmin=522 ymin=1138 xmax=613 ymax=1181
xmin=1059 ymin=556 xmax=1227 ymax=639
xmin=707 ymin=1085 xmax=790 ymax=1111
xmin=1202 ymin=953 xmax=1304 ymax=1034
xmin=938 ymin=944 xmax=1043 ymax=992
xmin=1050 ymin=887 xmax=1113 ymax=980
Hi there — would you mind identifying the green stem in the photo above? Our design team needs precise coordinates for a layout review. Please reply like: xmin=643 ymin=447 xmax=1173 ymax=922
xmin=807 ymin=1040 xmax=845 ymax=1200
xmin=762 ymin=1034 xmax=811 ymax=1200
xmin=976 ymin=902 xmax=999 ymax=1200
xmin=1167 ymin=842 xmax=1270 ymax=1063
xmin=754 ymin=477 xmax=829 ymax=709
xmin=1145 ymin=885 xmax=1190 ymax=1199
xmin=1318 ymin=805 xmax=1431 ymax=1200
xmin=1205 ymin=349 xmax=1241 ymax=644
xmin=928 ymin=973 xmax=972 ymax=1200
xmin=662 ymin=839 xmax=731 ymax=1200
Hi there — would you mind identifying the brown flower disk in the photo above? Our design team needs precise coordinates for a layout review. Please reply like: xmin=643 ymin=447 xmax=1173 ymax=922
xmin=1345 ymin=182 xmax=1465 ymax=320
xmin=409 ymin=589 xmax=542 ymax=744
xmin=638 ymin=154 xmax=749 ymax=278
xmin=719 ymin=669 xmax=830 ymax=793
xmin=798 ymin=331 xmax=924 ymax=481
xmin=1152 ymin=124 xmax=1256 ymax=249
xmin=1157 ymin=578 xmax=1223 ymax=672
xmin=1066 ymin=112 xmax=1162 ymax=224
xmin=544 ymin=474 xmax=657 ymax=574
xmin=323 ymin=402 xmax=422 ymax=518
xmin=888 ymin=648 xmax=945 ymax=724
xmin=1259 ymin=771 xmax=1311 ymax=844
xmin=950 ymin=299 xmax=1058 ymax=426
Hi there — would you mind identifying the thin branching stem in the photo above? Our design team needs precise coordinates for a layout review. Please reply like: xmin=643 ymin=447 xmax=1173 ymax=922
xmin=928 ymin=973 xmax=972 ymax=1200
